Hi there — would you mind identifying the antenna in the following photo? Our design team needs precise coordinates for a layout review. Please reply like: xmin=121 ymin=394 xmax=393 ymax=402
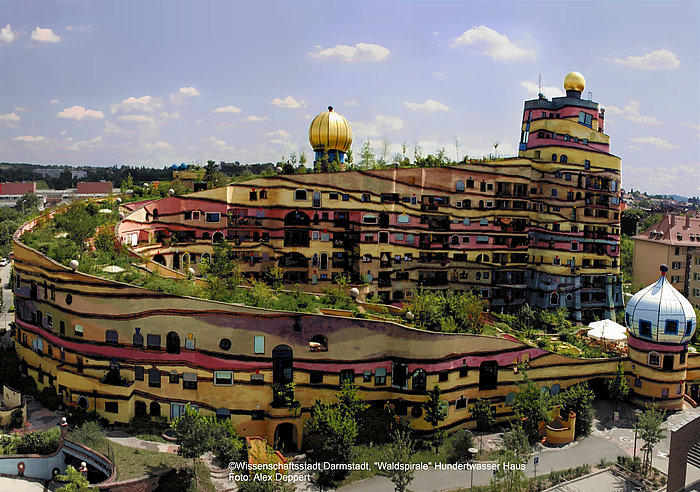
xmin=538 ymin=74 xmax=542 ymax=94
xmin=588 ymin=91 xmax=592 ymax=101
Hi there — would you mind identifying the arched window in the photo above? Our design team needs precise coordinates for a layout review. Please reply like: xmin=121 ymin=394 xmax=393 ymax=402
xmin=560 ymin=154 xmax=567 ymax=163
xmin=201 ymin=252 xmax=211 ymax=263
xmin=479 ymin=361 xmax=498 ymax=390
xmin=648 ymin=352 xmax=661 ymax=366
xmin=397 ymin=214 xmax=410 ymax=224
xmin=463 ymin=199 xmax=471 ymax=209
xmin=149 ymin=402 xmax=161 ymax=416
xmin=412 ymin=369 xmax=426 ymax=392
xmin=212 ymin=231 xmax=224 ymax=244
xmin=320 ymin=252 xmax=329 ymax=270
xmin=166 ymin=332 xmax=180 ymax=354
xmin=550 ymin=292 xmax=559 ymax=306
xmin=551 ymin=188 xmax=558 ymax=197
xmin=311 ymin=253 xmax=319 ymax=267
xmin=550 ymin=384 xmax=561 ymax=396
xmin=294 ymin=189 xmax=307 ymax=201
xmin=312 ymin=191 xmax=321 ymax=208
xmin=551 ymin=153 xmax=557 ymax=161
xmin=148 ymin=368 xmax=161 ymax=388
xmin=272 ymin=345 xmax=293 ymax=384
xmin=309 ymin=335 xmax=328 ymax=352
xmin=456 ymin=179 xmax=465 ymax=192
xmin=363 ymin=214 xmax=378 ymax=224
xmin=570 ymin=225 xmax=579 ymax=233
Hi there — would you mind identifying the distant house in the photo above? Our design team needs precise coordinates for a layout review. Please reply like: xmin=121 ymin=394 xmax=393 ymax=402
xmin=76 ymin=181 xmax=113 ymax=195
xmin=71 ymin=171 xmax=88 ymax=180
xmin=0 ymin=182 xmax=36 ymax=196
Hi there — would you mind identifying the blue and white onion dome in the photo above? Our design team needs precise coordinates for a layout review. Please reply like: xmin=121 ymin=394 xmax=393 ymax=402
xmin=625 ymin=265 xmax=696 ymax=344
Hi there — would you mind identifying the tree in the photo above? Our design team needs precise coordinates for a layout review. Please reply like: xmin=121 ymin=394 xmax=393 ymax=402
xmin=492 ymin=140 xmax=500 ymax=159
xmin=15 ymin=192 xmax=40 ymax=214
xmin=379 ymin=137 xmax=390 ymax=166
xmin=119 ymin=173 xmax=134 ymax=194
xmin=346 ymin=148 xmax=353 ymax=165
xmin=299 ymin=150 xmax=307 ymax=166
xmin=472 ymin=397 xmax=495 ymax=431
xmin=637 ymin=405 xmax=666 ymax=475
xmin=607 ymin=362 xmax=629 ymax=411
xmin=436 ymin=147 xmax=447 ymax=165
xmin=556 ymin=382 xmax=595 ymax=438
xmin=446 ymin=429 xmax=475 ymax=463
xmin=379 ymin=427 xmax=416 ymax=492
xmin=454 ymin=137 xmax=461 ymax=163
xmin=56 ymin=465 xmax=96 ymax=491
xmin=501 ymin=423 xmax=531 ymax=462
xmin=491 ymin=449 xmax=528 ymax=492
xmin=204 ymin=160 xmax=228 ymax=188
xmin=171 ymin=403 xmax=212 ymax=489
xmin=401 ymin=141 xmax=408 ymax=160
xmin=413 ymin=141 xmax=423 ymax=164
xmin=620 ymin=234 xmax=634 ymax=282
xmin=359 ymin=138 xmax=375 ymax=169
xmin=424 ymin=384 xmax=448 ymax=452
xmin=512 ymin=372 xmax=551 ymax=444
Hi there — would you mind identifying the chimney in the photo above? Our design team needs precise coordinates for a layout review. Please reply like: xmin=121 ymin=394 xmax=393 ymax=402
xmin=670 ymin=214 xmax=676 ymax=227
xmin=686 ymin=214 xmax=691 ymax=229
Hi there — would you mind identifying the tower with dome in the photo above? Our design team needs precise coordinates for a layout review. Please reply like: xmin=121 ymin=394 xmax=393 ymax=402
xmin=308 ymin=106 xmax=353 ymax=171
xmin=625 ymin=265 xmax=697 ymax=409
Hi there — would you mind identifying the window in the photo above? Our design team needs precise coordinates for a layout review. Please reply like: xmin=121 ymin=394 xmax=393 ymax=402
xmin=552 ymin=257 xmax=561 ymax=265
xmin=294 ymin=189 xmax=307 ymax=201
xmin=74 ymin=324 xmax=84 ymax=337
xmin=363 ymin=370 xmax=372 ymax=383
xmin=309 ymin=372 xmax=323 ymax=384
xmin=361 ymin=193 xmax=371 ymax=202
xmin=214 ymin=371 xmax=234 ymax=386
xmin=665 ymin=320 xmax=678 ymax=334
xmin=687 ymin=320 xmax=694 ymax=335
xmin=479 ymin=361 xmax=498 ymax=390
xmin=397 ymin=214 xmax=410 ymax=224
xmin=329 ymin=192 xmax=339 ymax=200
xmin=183 ymin=373 xmax=198 ymax=390
xmin=105 ymin=402 xmax=118 ymax=413
xmin=438 ymin=372 xmax=449 ymax=382
xmin=135 ymin=366 xmax=144 ymax=381
xmin=249 ymin=191 xmax=257 ymax=201
xmin=578 ymin=111 xmax=593 ymax=127
xmin=219 ymin=338 xmax=231 ymax=351
xmin=205 ymin=213 xmax=220 ymax=223
xmin=362 ymin=254 xmax=372 ymax=263
xmin=340 ymin=369 xmax=354 ymax=384
xmin=169 ymin=371 xmax=179 ymax=384
xmin=254 ymin=336 xmax=265 ymax=354
xmin=671 ymin=276 xmax=680 ymax=283
xmin=147 ymin=334 xmax=161 ymax=350
xmin=551 ymin=188 xmax=558 ymax=197
xmin=375 ymin=367 xmax=386 ymax=386
xmin=634 ymin=377 xmax=641 ymax=388
xmin=662 ymin=388 xmax=669 ymax=398
xmin=639 ymin=320 xmax=652 ymax=338
xmin=560 ymin=155 xmax=567 ymax=163
xmin=571 ymin=241 xmax=579 ymax=251
xmin=584 ymin=160 xmax=590 ymax=169
xmin=133 ymin=328 xmax=143 ymax=347
xmin=60 ymin=321 xmax=65 ymax=334
xmin=148 ymin=368 xmax=161 ymax=388
xmin=342 ymin=194 xmax=349 ymax=201
xmin=455 ymin=396 xmax=467 ymax=410
xmin=191 ymin=211 xmax=200 ymax=220
xmin=364 ymin=234 xmax=374 ymax=242
xmin=105 ymin=330 xmax=118 ymax=344
xmin=671 ymin=261 xmax=681 ymax=269
xmin=552 ymin=154 xmax=557 ymax=161
xmin=363 ymin=214 xmax=377 ymax=224
xmin=648 ymin=352 xmax=660 ymax=366
xmin=259 ymin=189 xmax=267 ymax=199
xmin=46 ymin=313 xmax=53 ymax=328
xmin=564 ymin=173 xmax=571 ymax=180
xmin=534 ymin=150 xmax=541 ymax=158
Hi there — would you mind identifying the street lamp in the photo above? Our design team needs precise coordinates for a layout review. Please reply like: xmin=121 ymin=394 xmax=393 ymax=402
xmin=469 ymin=447 xmax=479 ymax=489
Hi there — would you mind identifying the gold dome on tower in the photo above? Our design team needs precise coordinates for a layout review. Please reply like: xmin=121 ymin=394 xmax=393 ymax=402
xmin=563 ymin=72 xmax=586 ymax=92
xmin=309 ymin=106 xmax=353 ymax=153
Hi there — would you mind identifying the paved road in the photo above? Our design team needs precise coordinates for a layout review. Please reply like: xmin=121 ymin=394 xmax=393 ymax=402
xmin=0 ymin=262 xmax=14 ymax=344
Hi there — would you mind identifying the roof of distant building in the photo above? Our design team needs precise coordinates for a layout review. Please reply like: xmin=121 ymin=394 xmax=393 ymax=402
xmin=76 ymin=181 xmax=113 ymax=194
xmin=633 ymin=213 xmax=700 ymax=246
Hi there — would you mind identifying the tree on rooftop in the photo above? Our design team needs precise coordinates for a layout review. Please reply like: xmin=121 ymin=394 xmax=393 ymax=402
xmin=359 ymin=138 xmax=375 ymax=169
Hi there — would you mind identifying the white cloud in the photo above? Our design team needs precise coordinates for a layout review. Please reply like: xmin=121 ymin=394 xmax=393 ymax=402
xmin=605 ymin=100 xmax=661 ymax=125
xmin=404 ymin=99 xmax=450 ymax=113
xmin=352 ymin=114 xmax=404 ymax=137
xmin=628 ymin=136 xmax=678 ymax=150
xmin=70 ymin=136 xmax=102 ymax=151
xmin=309 ymin=42 xmax=390 ymax=62
xmin=204 ymin=136 xmax=235 ymax=154
xmin=268 ymin=130 xmax=290 ymax=138
xmin=681 ymin=122 xmax=700 ymax=138
xmin=30 ymin=26 xmax=61 ymax=43
xmin=520 ymin=80 xmax=564 ymax=99
xmin=160 ymin=111 xmax=183 ymax=120
xmin=50 ymin=99 xmax=58 ymax=104
xmin=13 ymin=135 xmax=45 ymax=143
xmin=143 ymin=140 xmax=174 ymax=153
xmin=14 ymin=106 xmax=30 ymax=112
xmin=116 ymin=114 xmax=156 ymax=125
xmin=271 ymin=96 xmax=305 ymax=109
xmin=56 ymin=105 xmax=104 ymax=120
xmin=66 ymin=25 xmax=73 ymax=32
xmin=245 ymin=115 xmax=267 ymax=122
xmin=170 ymin=86 xmax=201 ymax=104
xmin=0 ymin=112 xmax=20 ymax=127
xmin=450 ymin=25 xmax=534 ymax=59
xmin=0 ymin=24 xmax=15 ymax=43
xmin=345 ymin=100 xmax=358 ymax=107
xmin=609 ymin=49 xmax=680 ymax=70
xmin=59 ymin=130 xmax=67 ymax=136
xmin=432 ymin=72 xmax=446 ymax=78
xmin=110 ymin=95 xmax=162 ymax=113
xmin=213 ymin=105 xmax=242 ymax=114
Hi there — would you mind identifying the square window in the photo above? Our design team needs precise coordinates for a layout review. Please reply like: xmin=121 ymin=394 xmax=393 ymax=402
xmin=459 ymin=366 xmax=468 ymax=378
xmin=182 ymin=373 xmax=198 ymax=390
xmin=661 ymin=388 xmax=669 ymax=398
xmin=438 ymin=372 xmax=449 ymax=382
xmin=254 ymin=336 xmax=265 ymax=354
xmin=192 ymin=211 xmax=200 ymax=220
xmin=665 ymin=320 xmax=678 ymax=334
xmin=147 ymin=334 xmax=161 ymax=349
xmin=375 ymin=367 xmax=386 ymax=386
xmin=342 ymin=194 xmax=349 ymax=201
xmin=363 ymin=370 xmax=372 ymax=383
xmin=214 ymin=371 xmax=234 ymax=386
xmin=74 ymin=324 xmax=84 ymax=337
xmin=205 ymin=213 xmax=220 ymax=223
xmin=169 ymin=371 xmax=179 ymax=384
xmin=105 ymin=401 xmax=118 ymax=413
xmin=310 ymin=372 xmax=323 ymax=384
xmin=639 ymin=320 xmax=652 ymax=337
xmin=329 ymin=193 xmax=339 ymax=200
xmin=340 ymin=369 xmax=354 ymax=384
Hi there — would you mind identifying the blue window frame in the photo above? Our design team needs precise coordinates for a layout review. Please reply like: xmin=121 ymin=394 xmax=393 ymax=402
xmin=665 ymin=320 xmax=678 ymax=334
xmin=686 ymin=320 xmax=693 ymax=335
xmin=639 ymin=320 xmax=652 ymax=338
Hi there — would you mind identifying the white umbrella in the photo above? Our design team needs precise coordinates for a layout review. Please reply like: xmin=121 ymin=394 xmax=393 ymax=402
xmin=102 ymin=265 xmax=124 ymax=273
xmin=98 ymin=208 xmax=113 ymax=214
xmin=587 ymin=319 xmax=627 ymax=341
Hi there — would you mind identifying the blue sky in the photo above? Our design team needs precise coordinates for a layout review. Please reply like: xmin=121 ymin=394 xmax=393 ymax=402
xmin=1 ymin=0 xmax=698 ymax=196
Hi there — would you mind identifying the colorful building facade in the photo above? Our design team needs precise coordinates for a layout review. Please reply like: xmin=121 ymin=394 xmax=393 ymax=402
xmin=13 ymin=74 xmax=695 ymax=451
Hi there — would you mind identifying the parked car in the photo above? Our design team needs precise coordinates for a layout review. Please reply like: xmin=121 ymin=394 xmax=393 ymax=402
xmin=0 ymin=258 xmax=8 ymax=267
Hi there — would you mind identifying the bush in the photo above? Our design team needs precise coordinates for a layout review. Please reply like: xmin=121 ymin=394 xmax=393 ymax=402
xmin=15 ymin=427 xmax=60 ymax=455
xmin=356 ymin=406 xmax=398 ymax=445
xmin=37 ymin=386 xmax=62 ymax=411
xmin=10 ymin=408 xmax=23 ymax=429
xmin=617 ymin=455 xmax=642 ymax=473
xmin=210 ymin=419 xmax=245 ymax=467
xmin=446 ymin=429 xmax=475 ymax=463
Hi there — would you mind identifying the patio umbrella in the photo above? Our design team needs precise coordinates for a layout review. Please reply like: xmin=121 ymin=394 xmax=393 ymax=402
xmin=102 ymin=265 xmax=124 ymax=273
xmin=587 ymin=319 xmax=627 ymax=341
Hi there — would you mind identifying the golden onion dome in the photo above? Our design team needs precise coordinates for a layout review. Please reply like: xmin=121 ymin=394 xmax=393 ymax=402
xmin=309 ymin=106 xmax=353 ymax=153
xmin=563 ymin=72 xmax=586 ymax=92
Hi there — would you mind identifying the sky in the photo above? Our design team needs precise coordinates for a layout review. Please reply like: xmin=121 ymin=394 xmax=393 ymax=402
xmin=1 ymin=0 xmax=698 ymax=197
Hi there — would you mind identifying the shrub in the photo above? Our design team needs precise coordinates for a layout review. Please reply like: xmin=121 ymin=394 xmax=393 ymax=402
xmin=356 ymin=406 xmax=398 ymax=445
xmin=9 ymin=408 xmax=23 ymax=429
xmin=38 ymin=386 xmax=62 ymax=411
xmin=446 ymin=429 xmax=475 ymax=463
xmin=16 ymin=427 xmax=60 ymax=455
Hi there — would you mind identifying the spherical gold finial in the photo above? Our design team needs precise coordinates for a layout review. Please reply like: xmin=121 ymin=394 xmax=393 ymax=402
xmin=309 ymin=107 xmax=353 ymax=152
xmin=564 ymin=72 xmax=585 ymax=92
